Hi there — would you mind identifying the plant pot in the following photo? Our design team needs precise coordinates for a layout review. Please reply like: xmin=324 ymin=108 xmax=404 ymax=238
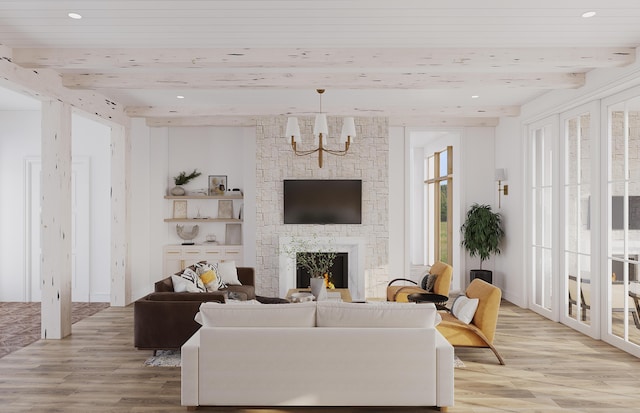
xmin=170 ymin=185 xmax=186 ymax=196
xmin=310 ymin=277 xmax=327 ymax=300
xmin=470 ymin=269 xmax=493 ymax=284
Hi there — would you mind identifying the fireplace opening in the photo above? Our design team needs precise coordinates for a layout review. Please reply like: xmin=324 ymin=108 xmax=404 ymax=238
xmin=296 ymin=252 xmax=349 ymax=289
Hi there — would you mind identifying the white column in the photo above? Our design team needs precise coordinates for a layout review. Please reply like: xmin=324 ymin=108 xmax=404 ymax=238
xmin=110 ymin=124 xmax=131 ymax=306
xmin=40 ymin=100 xmax=72 ymax=339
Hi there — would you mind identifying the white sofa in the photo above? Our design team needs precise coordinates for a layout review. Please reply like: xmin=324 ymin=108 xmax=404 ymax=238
xmin=181 ymin=300 xmax=454 ymax=411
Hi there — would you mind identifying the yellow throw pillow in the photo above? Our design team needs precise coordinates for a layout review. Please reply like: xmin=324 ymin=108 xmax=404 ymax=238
xmin=200 ymin=269 xmax=215 ymax=285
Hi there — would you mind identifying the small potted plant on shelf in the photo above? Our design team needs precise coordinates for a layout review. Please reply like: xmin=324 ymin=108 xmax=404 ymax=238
xmin=170 ymin=169 xmax=201 ymax=196
xmin=461 ymin=203 xmax=505 ymax=284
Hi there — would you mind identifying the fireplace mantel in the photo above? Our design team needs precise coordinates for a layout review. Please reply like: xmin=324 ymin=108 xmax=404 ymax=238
xmin=279 ymin=236 xmax=366 ymax=300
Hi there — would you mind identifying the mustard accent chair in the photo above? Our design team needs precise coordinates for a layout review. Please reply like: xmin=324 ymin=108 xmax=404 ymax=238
xmin=437 ymin=278 xmax=505 ymax=365
xmin=386 ymin=261 xmax=453 ymax=302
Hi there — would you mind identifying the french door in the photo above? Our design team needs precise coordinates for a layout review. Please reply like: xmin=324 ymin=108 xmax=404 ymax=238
xmin=528 ymin=116 xmax=558 ymax=320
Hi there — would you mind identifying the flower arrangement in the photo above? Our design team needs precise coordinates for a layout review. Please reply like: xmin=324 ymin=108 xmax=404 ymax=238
xmin=281 ymin=236 xmax=337 ymax=288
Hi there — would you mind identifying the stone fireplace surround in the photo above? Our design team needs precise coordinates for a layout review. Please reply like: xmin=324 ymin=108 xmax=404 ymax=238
xmin=255 ymin=116 xmax=389 ymax=299
xmin=279 ymin=236 xmax=366 ymax=301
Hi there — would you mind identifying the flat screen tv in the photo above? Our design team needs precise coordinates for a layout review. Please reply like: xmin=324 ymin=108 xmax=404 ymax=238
xmin=284 ymin=179 xmax=362 ymax=224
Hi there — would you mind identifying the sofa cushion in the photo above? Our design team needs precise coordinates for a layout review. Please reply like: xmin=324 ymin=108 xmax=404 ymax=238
xmin=316 ymin=301 xmax=437 ymax=328
xmin=196 ymin=301 xmax=316 ymax=327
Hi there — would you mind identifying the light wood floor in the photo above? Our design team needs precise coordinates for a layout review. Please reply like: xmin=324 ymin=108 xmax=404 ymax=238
xmin=0 ymin=301 xmax=640 ymax=412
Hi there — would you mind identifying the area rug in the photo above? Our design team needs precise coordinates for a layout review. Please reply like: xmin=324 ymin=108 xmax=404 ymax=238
xmin=144 ymin=350 xmax=181 ymax=367
xmin=144 ymin=350 xmax=465 ymax=369
xmin=0 ymin=302 xmax=110 ymax=359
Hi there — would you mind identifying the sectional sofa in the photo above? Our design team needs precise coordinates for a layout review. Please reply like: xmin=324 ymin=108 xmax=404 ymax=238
xmin=181 ymin=300 xmax=454 ymax=410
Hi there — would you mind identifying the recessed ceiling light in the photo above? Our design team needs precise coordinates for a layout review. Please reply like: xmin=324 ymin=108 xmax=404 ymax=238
xmin=68 ymin=12 xmax=82 ymax=19
xmin=471 ymin=95 xmax=479 ymax=99
xmin=176 ymin=95 xmax=185 ymax=99
xmin=582 ymin=11 xmax=596 ymax=18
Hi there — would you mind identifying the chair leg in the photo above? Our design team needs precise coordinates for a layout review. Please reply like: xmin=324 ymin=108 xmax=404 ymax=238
xmin=488 ymin=343 xmax=506 ymax=365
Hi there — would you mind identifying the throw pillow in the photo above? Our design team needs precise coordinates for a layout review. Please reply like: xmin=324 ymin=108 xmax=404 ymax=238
xmin=451 ymin=295 xmax=479 ymax=324
xmin=425 ymin=273 xmax=438 ymax=292
xmin=171 ymin=274 xmax=200 ymax=293
xmin=194 ymin=262 xmax=227 ymax=290
xmin=180 ymin=268 xmax=206 ymax=292
xmin=216 ymin=261 xmax=242 ymax=285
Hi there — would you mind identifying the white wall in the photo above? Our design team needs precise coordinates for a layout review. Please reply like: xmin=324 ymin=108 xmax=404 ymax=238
xmin=129 ymin=124 xmax=257 ymax=300
xmin=0 ymin=109 xmax=111 ymax=302
xmin=494 ymin=117 xmax=525 ymax=306
xmin=71 ymin=113 xmax=111 ymax=302
xmin=0 ymin=110 xmax=41 ymax=300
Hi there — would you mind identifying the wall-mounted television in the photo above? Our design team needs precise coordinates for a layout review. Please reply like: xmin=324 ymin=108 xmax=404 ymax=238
xmin=284 ymin=179 xmax=362 ymax=224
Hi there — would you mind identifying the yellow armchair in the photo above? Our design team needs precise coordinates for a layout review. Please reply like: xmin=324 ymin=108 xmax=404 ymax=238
xmin=386 ymin=261 xmax=453 ymax=302
xmin=437 ymin=278 xmax=505 ymax=365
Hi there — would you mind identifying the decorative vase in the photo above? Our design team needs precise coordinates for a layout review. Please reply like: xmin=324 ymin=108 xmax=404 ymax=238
xmin=310 ymin=277 xmax=327 ymax=300
xmin=170 ymin=185 xmax=186 ymax=196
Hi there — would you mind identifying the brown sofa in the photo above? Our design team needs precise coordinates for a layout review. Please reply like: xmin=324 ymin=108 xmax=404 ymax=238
xmin=134 ymin=267 xmax=256 ymax=352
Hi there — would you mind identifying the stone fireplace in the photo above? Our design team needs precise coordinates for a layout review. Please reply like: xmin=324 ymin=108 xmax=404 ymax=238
xmin=279 ymin=236 xmax=366 ymax=300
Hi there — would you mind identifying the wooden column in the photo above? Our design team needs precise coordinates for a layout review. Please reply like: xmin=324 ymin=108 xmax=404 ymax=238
xmin=110 ymin=124 xmax=131 ymax=306
xmin=40 ymin=100 xmax=72 ymax=339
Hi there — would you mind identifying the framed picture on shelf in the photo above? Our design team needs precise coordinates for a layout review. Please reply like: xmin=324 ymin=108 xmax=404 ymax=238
xmin=218 ymin=199 xmax=233 ymax=219
xmin=225 ymin=223 xmax=242 ymax=245
xmin=208 ymin=175 xmax=227 ymax=196
xmin=173 ymin=200 xmax=188 ymax=219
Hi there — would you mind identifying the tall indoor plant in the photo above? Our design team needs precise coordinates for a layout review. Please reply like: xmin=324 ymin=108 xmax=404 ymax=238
xmin=461 ymin=203 xmax=505 ymax=284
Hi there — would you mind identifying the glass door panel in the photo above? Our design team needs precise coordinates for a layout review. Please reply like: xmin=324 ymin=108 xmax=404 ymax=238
xmin=606 ymin=95 xmax=640 ymax=350
xmin=530 ymin=120 xmax=556 ymax=315
xmin=563 ymin=111 xmax=592 ymax=327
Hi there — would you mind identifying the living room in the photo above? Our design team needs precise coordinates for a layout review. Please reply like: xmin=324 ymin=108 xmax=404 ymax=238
xmin=3 ymin=1 xmax=640 ymax=411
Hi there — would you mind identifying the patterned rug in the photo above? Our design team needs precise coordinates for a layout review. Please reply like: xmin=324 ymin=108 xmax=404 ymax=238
xmin=0 ymin=302 xmax=110 ymax=359
xmin=144 ymin=350 xmax=181 ymax=367
xmin=143 ymin=350 xmax=466 ymax=368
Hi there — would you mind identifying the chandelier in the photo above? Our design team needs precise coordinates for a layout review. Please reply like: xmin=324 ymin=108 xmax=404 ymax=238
xmin=285 ymin=89 xmax=356 ymax=168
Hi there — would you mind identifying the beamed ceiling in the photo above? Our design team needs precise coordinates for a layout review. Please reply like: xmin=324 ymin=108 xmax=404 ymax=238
xmin=1 ymin=0 xmax=640 ymax=127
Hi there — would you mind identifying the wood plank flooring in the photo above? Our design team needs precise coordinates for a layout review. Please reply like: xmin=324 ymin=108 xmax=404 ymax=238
xmin=0 ymin=301 xmax=639 ymax=412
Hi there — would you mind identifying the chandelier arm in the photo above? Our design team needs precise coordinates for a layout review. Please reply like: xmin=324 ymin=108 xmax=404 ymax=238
xmin=322 ymin=149 xmax=350 ymax=156
xmin=292 ymin=146 xmax=321 ymax=156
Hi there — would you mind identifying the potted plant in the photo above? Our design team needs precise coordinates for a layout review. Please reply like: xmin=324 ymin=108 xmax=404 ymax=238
xmin=170 ymin=169 xmax=201 ymax=196
xmin=281 ymin=237 xmax=337 ymax=298
xmin=461 ymin=203 xmax=505 ymax=284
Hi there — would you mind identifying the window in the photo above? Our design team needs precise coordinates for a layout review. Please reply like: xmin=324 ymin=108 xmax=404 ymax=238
xmin=426 ymin=146 xmax=453 ymax=264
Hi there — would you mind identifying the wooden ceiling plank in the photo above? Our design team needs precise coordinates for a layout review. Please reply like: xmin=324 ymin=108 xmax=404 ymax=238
xmin=13 ymin=47 xmax=634 ymax=71
xmin=144 ymin=115 xmax=498 ymax=128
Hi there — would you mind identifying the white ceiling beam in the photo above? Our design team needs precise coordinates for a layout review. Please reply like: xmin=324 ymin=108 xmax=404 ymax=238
xmin=126 ymin=105 xmax=518 ymax=119
xmin=67 ymin=72 xmax=583 ymax=90
xmin=144 ymin=115 xmax=499 ymax=128
xmin=389 ymin=116 xmax=500 ymax=127
xmin=13 ymin=47 xmax=634 ymax=71
xmin=0 ymin=47 xmax=129 ymax=126
xmin=145 ymin=116 xmax=258 ymax=127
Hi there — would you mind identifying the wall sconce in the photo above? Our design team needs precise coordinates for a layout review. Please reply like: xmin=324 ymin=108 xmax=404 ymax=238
xmin=495 ymin=168 xmax=509 ymax=208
